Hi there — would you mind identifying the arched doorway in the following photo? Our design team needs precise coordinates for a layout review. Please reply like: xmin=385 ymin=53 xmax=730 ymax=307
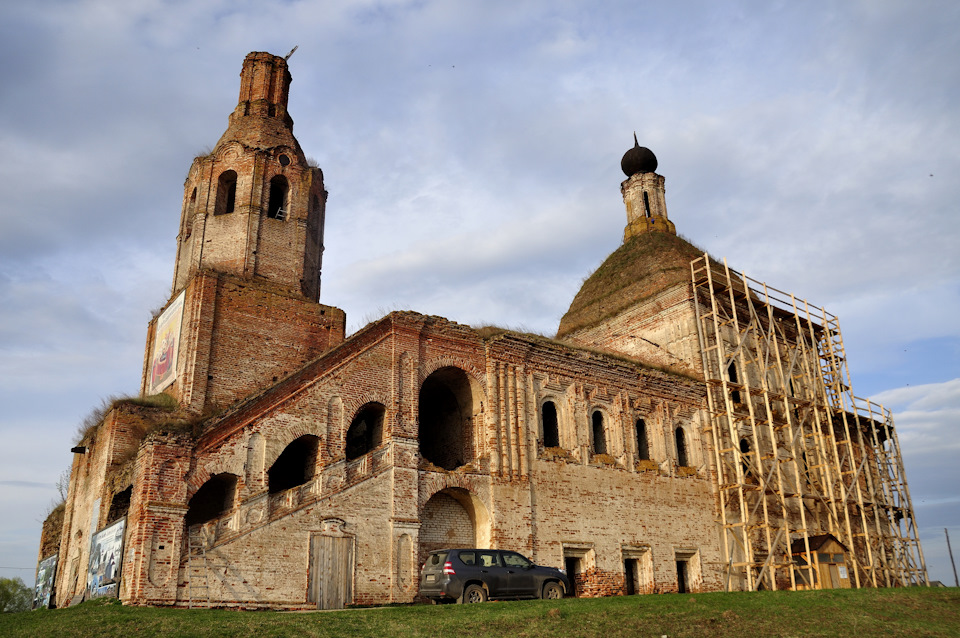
xmin=418 ymin=367 xmax=479 ymax=470
xmin=418 ymin=488 xmax=490 ymax=568
xmin=185 ymin=473 xmax=239 ymax=527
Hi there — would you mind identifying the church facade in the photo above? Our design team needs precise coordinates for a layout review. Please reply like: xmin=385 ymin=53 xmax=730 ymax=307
xmin=38 ymin=52 xmax=927 ymax=609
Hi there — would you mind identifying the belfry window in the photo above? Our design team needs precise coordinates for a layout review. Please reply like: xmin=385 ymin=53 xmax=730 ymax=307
xmin=267 ymin=175 xmax=288 ymax=220
xmin=635 ymin=418 xmax=650 ymax=461
xmin=541 ymin=401 xmax=559 ymax=448
xmin=592 ymin=411 xmax=607 ymax=455
xmin=215 ymin=170 xmax=237 ymax=215
xmin=643 ymin=191 xmax=651 ymax=217
xmin=346 ymin=402 xmax=385 ymax=461
xmin=676 ymin=427 xmax=689 ymax=467
xmin=183 ymin=187 xmax=197 ymax=238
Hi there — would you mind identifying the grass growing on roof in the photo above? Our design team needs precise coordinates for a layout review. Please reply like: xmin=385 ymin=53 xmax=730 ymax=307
xmin=558 ymin=231 xmax=715 ymax=338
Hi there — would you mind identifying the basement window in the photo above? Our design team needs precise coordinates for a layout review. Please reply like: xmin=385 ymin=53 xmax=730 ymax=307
xmin=675 ymin=427 xmax=689 ymax=467
xmin=591 ymin=411 xmax=607 ymax=455
xmin=541 ymin=401 xmax=560 ymax=448
xmin=346 ymin=402 xmax=385 ymax=461
xmin=185 ymin=473 xmax=238 ymax=526
xmin=268 ymin=435 xmax=320 ymax=493
xmin=267 ymin=175 xmax=288 ymax=219
xmin=635 ymin=418 xmax=650 ymax=461
xmin=215 ymin=170 xmax=237 ymax=215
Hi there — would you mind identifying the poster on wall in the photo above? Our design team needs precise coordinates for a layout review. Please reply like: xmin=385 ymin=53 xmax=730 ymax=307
xmin=33 ymin=554 xmax=57 ymax=609
xmin=86 ymin=518 xmax=126 ymax=599
xmin=148 ymin=290 xmax=185 ymax=395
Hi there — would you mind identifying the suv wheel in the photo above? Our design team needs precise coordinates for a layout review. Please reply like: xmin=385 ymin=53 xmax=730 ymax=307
xmin=460 ymin=584 xmax=487 ymax=604
xmin=542 ymin=582 xmax=563 ymax=600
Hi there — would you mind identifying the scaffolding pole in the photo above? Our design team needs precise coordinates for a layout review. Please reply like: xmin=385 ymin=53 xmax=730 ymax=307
xmin=691 ymin=255 xmax=927 ymax=591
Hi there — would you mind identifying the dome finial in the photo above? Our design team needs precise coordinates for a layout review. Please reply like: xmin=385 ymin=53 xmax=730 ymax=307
xmin=621 ymin=135 xmax=658 ymax=177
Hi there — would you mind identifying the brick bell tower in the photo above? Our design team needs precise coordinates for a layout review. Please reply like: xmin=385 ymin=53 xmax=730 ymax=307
xmin=172 ymin=51 xmax=325 ymax=299
xmin=142 ymin=52 xmax=345 ymax=414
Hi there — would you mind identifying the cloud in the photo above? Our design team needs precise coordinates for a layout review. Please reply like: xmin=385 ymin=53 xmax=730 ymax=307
xmin=869 ymin=378 xmax=960 ymax=583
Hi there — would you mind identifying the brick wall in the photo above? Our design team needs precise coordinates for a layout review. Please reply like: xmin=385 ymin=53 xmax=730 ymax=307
xmin=143 ymin=271 xmax=345 ymax=414
xmin=113 ymin=313 xmax=721 ymax=608
xmin=561 ymin=282 xmax=703 ymax=378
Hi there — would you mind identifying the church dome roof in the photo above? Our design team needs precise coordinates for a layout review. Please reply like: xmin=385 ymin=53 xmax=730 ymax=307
xmin=557 ymin=232 xmax=706 ymax=339
xmin=621 ymin=135 xmax=658 ymax=177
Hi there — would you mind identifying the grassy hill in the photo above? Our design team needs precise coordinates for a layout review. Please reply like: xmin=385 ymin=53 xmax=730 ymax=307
xmin=2 ymin=587 xmax=958 ymax=637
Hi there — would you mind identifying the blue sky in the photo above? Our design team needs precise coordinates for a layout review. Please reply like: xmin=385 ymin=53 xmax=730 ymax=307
xmin=1 ymin=0 xmax=957 ymax=588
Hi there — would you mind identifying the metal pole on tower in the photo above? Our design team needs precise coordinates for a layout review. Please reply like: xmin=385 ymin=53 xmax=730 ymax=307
xmin=947 ymin=528 xmax=959 ymax=588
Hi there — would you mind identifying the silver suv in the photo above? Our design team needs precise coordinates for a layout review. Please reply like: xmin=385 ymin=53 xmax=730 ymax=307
xmin=419 ymin=549 xmax=570 ymax=603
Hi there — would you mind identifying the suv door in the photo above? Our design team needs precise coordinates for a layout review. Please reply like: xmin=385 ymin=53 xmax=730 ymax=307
xmin=500 ymin=551 xmax=538 ymax=597
xmin=475 ymin=550 xmax=507 ymax=597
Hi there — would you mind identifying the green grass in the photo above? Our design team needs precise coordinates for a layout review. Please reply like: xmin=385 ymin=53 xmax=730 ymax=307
xmin=3 ymin=588 xmax=958 ymax=638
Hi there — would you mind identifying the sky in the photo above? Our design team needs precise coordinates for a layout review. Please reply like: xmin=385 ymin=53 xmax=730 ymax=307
xmin=0 ymin=0 xmax=958 ymax=589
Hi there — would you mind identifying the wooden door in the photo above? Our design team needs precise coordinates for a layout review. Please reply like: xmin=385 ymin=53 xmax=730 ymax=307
xmin=309 ymin=534 xmax=354 ymax=610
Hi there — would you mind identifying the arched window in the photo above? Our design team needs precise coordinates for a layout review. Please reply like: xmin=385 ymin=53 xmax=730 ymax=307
xmin=635 ymin=418 xmax=650 ymax=461
xmin=215 ymin=170 xmax=237 ymax=215
xmin=267 ymin=175 xmax=288 ymax=219
xmin=346 ymin=402 xmax=385 ymax=461
xmin=185 ymin=473 xmax=239 ymax=526
xmin=675 ymin=427 xmax=689 ymax=467
xmin=740 ymin=438 xmax=751 ymax=476
xmin=184 ymin=187 xmax=197 ymax=238
xmin=419 ymin=367 xmax=477 ymax=470
xmin=268 ymin=435 xmax=319 ymax=494
xmin=541 ymin=401 xmax=559 ymax=448
xmin=643 ymin=191 xmax=651 ymax=217
xmin=727 ymin=362 xmax=741 ymax=404
xmin=106 ymin=486 xmax=132 ymax=524
xmin=591 ymin=411 xmax=607 ymax=455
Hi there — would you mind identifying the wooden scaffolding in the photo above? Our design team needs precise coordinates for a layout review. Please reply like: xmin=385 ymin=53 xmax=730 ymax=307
xmin=690 ymin=255 xmax=927 ymax=591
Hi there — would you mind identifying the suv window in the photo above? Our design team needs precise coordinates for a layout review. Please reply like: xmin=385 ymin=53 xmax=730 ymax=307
xmin=426 ymin=552 xmax=448 ymax=568
xmin=501 ymin=552 xmax=532 ymax=568
xmin=458 ymin=551 xmax=477 ymax=566
xmin=477 ymin=551 xmax=500 ymax=568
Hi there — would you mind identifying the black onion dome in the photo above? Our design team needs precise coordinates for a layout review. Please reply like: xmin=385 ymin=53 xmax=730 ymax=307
xmin=620 ymin=133 xmax=658 ymax=177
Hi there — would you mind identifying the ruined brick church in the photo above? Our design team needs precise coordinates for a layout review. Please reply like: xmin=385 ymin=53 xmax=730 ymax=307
xmin=38 ymin=52 xmax=928 ymax=610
